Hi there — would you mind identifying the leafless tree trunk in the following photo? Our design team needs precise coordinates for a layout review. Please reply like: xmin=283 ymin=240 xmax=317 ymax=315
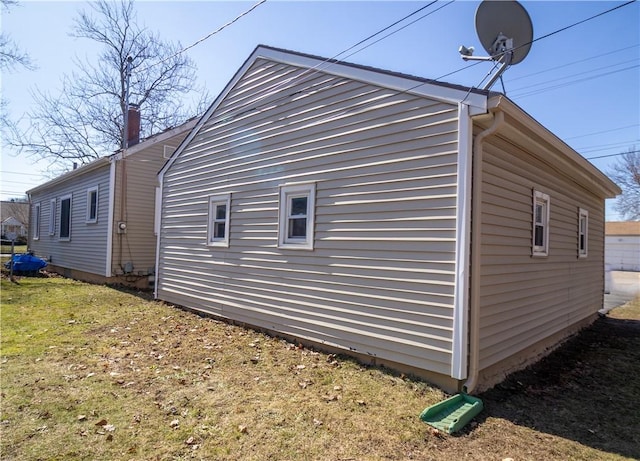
xmin=609 ymin=148 xmax=640 ymax=221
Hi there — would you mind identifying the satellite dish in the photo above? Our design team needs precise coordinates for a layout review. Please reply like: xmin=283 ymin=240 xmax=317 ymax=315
xmin=457 ymin=0 xmax=533 ymax=90
xmin=475 ymin=0 xmax=533 ymax=65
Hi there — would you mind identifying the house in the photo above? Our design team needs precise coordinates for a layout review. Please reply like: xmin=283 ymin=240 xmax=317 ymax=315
xmin=605 ymin=221 xmax=640 ymax=271
xmin=0 ymin=200 xmax=29 ymax=242
xmin=27 ymin=114 xmax=197 ymax=288
xmin=1 ymin=200 xmax=29 ymax=242
xmin=155 ymin=45 xmax=620 ymax=393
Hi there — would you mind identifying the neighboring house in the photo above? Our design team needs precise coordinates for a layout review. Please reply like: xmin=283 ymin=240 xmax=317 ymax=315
xmin=605 ymin=221 xmax=640 ymax=271
xmin=1 ymin=200 xmax=29 ymax=240
xmin=27 ymin=115 xmax=197 ymax=288
xmin=155 ymin=45 xmax=620 ymax=393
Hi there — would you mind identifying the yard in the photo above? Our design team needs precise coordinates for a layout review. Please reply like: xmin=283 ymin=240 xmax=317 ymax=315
xmin=1 ymin=275 xmax=638 ymax=460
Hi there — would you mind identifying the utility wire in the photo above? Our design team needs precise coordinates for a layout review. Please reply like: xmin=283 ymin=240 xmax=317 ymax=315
xmin=586 ymin=149 xmax=640 ymax=160
xmin=194 ymin=1 xmax=457 ymax=132
xmin=564 ymin=124 xmax=640 ymax=140
xmin=337 ymin=1 xmax=455 ymax=62
xmin=509 ymin=58 xmax=639 ymax=96
xmin=212 ymin=1 xmax=449 ymax=120
xmin=508 ymin=44 xmax=640 ymax=82
xmin=140 ymin=0 xmax=267 ymax=72
xmin=435 ymin=0 xmax=637 ymax=85
xmin=511 ymin=64 xmax=639 ymax=99
xmin=528 ymin=0 xmax=637 ymax=48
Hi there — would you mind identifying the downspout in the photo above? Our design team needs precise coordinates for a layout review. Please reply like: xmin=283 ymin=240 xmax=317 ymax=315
xmin=463 ymin=107 xmax=504 ymax=394
xmin=153 ymin=173 xmax=163 ymax=299
xmin=105 ymin=158 xmax=117 ymax=277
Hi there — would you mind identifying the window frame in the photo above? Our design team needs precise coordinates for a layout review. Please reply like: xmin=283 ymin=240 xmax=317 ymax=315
xmin=86 ymin=186 xmax=98 ymax=224
xmin=532 ymin=190 xmax=550 ymax=257
xmin=48 ymin=198 xmax=56 ymax=235
xmin=33 ymin=202 xmax=41 ymax=240
xmin=278 ymin=183 xmax=316 ymax=250
xmin=578 ymin=208 xmax=588 ymax=258
xmin=207 ymin=194 xmax=231 ymax=247
xmin=59 ymin=194 xmax=72 ymax=241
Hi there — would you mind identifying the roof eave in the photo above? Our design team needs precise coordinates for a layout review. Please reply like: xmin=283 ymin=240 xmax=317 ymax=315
xmin=485 ymin=95 xmax=621 ymax=199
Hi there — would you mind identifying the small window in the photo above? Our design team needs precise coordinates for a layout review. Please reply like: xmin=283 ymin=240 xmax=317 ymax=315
xmin=86 ymin=186 xmax=98 ymax=223
xmin=532 ymin=190 xmax=550 ymax=257
xmin=33 ymin=202 xmax=41 ymax=240
xmin=48 ymin=198 xmax=56 ymax=235
xmin=60 ymin=194 xmax=72 ymax=241
xmin=578 ymin=208 xmax=588 ymax=258
xmin=207 ymin=194 xmax=231 ymax=247
xmin=279 ymin=183 xmax=316 ymax=250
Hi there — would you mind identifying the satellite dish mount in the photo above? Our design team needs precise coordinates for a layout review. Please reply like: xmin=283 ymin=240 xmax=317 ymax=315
xmin=458 ymin=0 xmax=533 ymax=90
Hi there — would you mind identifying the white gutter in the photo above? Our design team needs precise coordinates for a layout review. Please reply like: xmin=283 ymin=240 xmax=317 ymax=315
xmin=105 ymin=158 xmax=117 ymax=277
xmin=463 ymin=108 xmax=504 ymax=394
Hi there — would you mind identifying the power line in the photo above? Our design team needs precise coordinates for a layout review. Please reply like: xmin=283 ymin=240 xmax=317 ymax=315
xmin=586 ymin=149 xmax=640 ymax=160
xmin=452 ymin=0 xmax=636 ymax=94
xmin=337 ymin=1 xmax=455 ymax=63
xmin=510 ymin=64 xmax=639 ymax=99
xmin=0 ymin=170 xmax=47 ymax=177
xmin=577 ymin=140 xmax=640 ymax=153
xmin=528 ymin=0 xmax=637 ymax=48
xmin=194 ymin=1 xmax=456 ymax=135
xmin=564 ymin=124 xmax=640 ymax=140
xmin=508 ymin=44 xmax=640 ymax=83
xmin=140 ymin=0 xmax=268 ymax=72
xmin=509 ymin=57 xmax=639 ymax=94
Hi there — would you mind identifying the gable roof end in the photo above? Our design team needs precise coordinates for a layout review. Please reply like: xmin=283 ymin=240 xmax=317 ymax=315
xmin=159 ymin=44 xmax=491 ymax=177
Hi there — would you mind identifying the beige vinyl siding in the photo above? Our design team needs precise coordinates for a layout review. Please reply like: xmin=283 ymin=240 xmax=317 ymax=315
xmin=110 ymin=127 xmax=193 ymax=276
xmin=159 ymin=59 xmax=462 ymax=375
xmin=477 ymin=134 xmax=605 ymax=370
xmin=29 ymin=164 xmax=111 ymax=275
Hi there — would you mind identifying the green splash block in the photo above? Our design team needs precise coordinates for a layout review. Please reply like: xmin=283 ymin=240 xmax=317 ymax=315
xmin=420 ymin=393 xmax=484 ymax=434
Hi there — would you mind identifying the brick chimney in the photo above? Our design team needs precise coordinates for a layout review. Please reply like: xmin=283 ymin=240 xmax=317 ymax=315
xmin=127 ymin=104 xmax=140 ymax=147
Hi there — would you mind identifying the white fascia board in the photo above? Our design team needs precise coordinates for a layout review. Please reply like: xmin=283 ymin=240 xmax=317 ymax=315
xmin=105 ymin=159 xmax=116 ymax=277
xmin=256 ymin=47 xmax=488 ymax=115
xmin=451 ymin=102 xmax=473 ymax=380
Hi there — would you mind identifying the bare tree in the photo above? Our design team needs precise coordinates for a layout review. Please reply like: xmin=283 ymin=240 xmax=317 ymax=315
xmin=1 ymin=0 xmax=34 ymax=135
xmin=609 ymin=148 xmax=640 ymax=221
xmin=17 ymin=0 xmax=204 ymax=169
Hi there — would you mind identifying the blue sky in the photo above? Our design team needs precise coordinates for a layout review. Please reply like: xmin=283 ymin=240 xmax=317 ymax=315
xmin=1 ymin=1 xmax=639 ymax=218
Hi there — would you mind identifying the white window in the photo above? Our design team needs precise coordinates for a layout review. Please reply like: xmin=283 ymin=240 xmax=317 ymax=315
xmin=60 ymin=194 xmax=72 ymax=241
xmin=33 ymin=202 xmax=41 ymax=240
xmin=279 ymin=183 xmax=316 ymax=250
xmin=48 ymin=198 xmax=56 ymax=235
xmin=578 ymin=208 xmax=588 ymax=258
xmin=86 ymin=186 xmax=98 ymax=223
xmin=532 ymin=190 xmax=550 ymax=257
xmin=207 ymin=194 xmax=231 ymax=247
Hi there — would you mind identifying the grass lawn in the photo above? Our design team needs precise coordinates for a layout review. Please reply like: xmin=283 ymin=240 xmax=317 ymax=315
xmin=1 ymin=276 xmax=638 ymax=460
xmin=0 ymin=244 xmax=27 ymax=254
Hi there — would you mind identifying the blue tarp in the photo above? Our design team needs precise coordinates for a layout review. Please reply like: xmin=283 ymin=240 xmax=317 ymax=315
xmin=4 ymin=253 xmax=48 ymax=273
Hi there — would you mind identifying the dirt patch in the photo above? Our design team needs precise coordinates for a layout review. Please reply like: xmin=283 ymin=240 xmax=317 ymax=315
xmin=478 ymin=314 xmax=640 ymax=460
